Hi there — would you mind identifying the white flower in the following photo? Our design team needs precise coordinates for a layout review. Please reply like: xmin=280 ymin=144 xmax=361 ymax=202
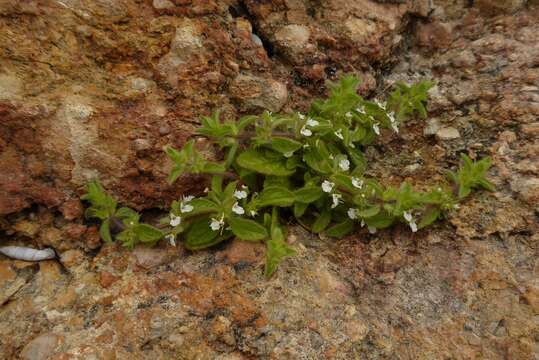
xmin=306 ymin=118 xmax=319 ymax=127
xmin=403 ymin=211 xmax=413 ymax=222
xmin=388 ymin=112 xmax=398 ymax=133
xmin=345 ymin=112 xmax=352 ymax=118
xmin=335 ymin=129 xmax=344 ymax=140
xmin=180 ymin=203 xmax=194 ymax=213
xmin=347 ymin=208 xmax=358 ymax=219
xmin=375 ymin=99 xmax=386 ymax=109
xmin=453 ymin=204 xmax=460 ymax=210
xmin=250 ymin=210 xmax=257 ymax=217
xmin=165 ymin=234 xmax=176 ymax=247
xmin=403 ymin=211 xmax=418 ymax=232
xmin=356 ymin=106 xmax=366 ymax=114
xmin=203 ymin=187 xmax=209 ymax=193
xmin=210 ymin=215 xmax=225 ymax=231
xmin=372 ymin=123 xmax=380 ymax=135
xmin=360 ymin=219 xmax=365 ymax=227
xmin=180 ymin=195 xmax=194 ymax=213
xmin=339 ymin=158 xmax=350 ymax=171
xmin=368 ymin=226 xmax=377 ymax=234
xmin=298 ymin=113 xmax=305 ymax=120
xmin=303 ymin=143 xmax=310 ymax=149
xmin=349 ymin=142 xmax=355 ymax=148
xmin=300 ymin=126 xmax=312 ymax=137
xmin=284 ymin=151 xmax=294 ymax=158
xmin=169 ymin=214 xmax=181 ymax=227
xmin=352 ymin=177 xmax=363 ymax=189
xmin=329 ymin=154 xmax=334 ymax=160
xmin=321 ymin=180 xmax=334 ymax=193
xmin=331 ymin=193 xmax=342 ymax=208
xmin=234 ymin=190 xmax=247 ymax=199
xmin=232 ymin=202 xmax=245 ymax=215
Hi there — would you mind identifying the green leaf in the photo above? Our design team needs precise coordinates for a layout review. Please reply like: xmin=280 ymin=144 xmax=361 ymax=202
xmin=257 ymin=186 xmax=295 ymax=208
xmin=364 ymin=211 xmax=395 ymax=229
xmin=229 ymin=217 xmax=268 ymax=241
xmin=185 ymin=198 xmax=220 ymax=217
xmin=264 ymin=227 xmax=296 ymax=278
xmin=294 ymin=186 xmax=323 ymax=203
xmin=202 ymin=162 xmax=226 ymax=174
xmin=99 ymin=219 xmax=113 ymax=243
xmin=326 ymin=219 xmax=354 ymax=239
xmin=418 ymin=207 xmax=441 ymax=229
xmin=270 ymin=137 xmax=303 ymax=155
xmin=237 ymin=149 xmax=295 ymax=176
xmin=133 ymin=224 xmax=163 ymax=244
xmin=294 ymin=202 xmax=308 ymax=218
xmin=312 ymin=209 xmax=332 ymax=233
xmin=357 ymin=205 xmax=380 ymax=218
xmin=185 ymin=218 xmax=228 ymax=250
xmin=115 ymin=207 xmax=139 ymax=223
xmin=116 ymin=229 xmax=136 ymax=249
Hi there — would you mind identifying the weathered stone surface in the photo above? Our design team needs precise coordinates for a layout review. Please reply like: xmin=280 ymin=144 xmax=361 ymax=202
xmin=0 ymin=1 xmax=538 ymax=359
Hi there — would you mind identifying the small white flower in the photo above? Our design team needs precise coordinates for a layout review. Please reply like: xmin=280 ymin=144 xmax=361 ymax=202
xmin=250 ymin=210 xmax=257 ymax=217
xmin=180 ymin=203 xmax=194 ymax=213
xmin=375 ymin=99 xmax=386 ymax=110
xmin=210 ymin=215 xmax=225 ymax=231
xmin=360 ymin=219 xmax=365 ymax=227
xmin=232 ymin=202 xmax=245 ymax=215
xmin=303 ymin=143 xmax=310 ymax=149
xmin=345 ymin=111 xmax=352 ymax=118
xmin=347 ymin=208 xmax=358 ymax=219
xmin=170 ymin=214 xmax=181 ymax=227
xmin=372 ymin=123 xmax=380 ymax=135
xmin=339 ymin=158 xmax=350 ymax=171
xmin=388 ymin=111 xmax=396 ymax=122
xmin=352 ymin=177 xmax=363 ymax=189
xmin=368 ymin=226 xmax=377 ymax=234
xmin=356 ymin=106 xmax=366 ymax=114
xmin=349 ymin=142 xmax=355 ymax=148
xmin=300 ymin=126 xmax=312 ymax=137
xmin=410 ymin=221 xmax=418 ymax=233
xmin=165 ymin=234 xmax=176 ymax=247
xmin=335 ymin=129 xmax=344 ymax=140
xmin=298 ymin=113 xmax=305 ymax=120
xmin=306 ymin=118 xmax=319 ymax=127
xmin=403 ymin=211 xmax=413 ymax=222
xmin=321 ymin=180 xmax=334 ymax=193
xmin=284 ymin=151 xmax=294 ymax=158
xmin=390 ymin=122 xmax=399 ymax=133
xmin=203 ymin=187 xmax=209 ymax=193
xmin=329 ymin=154 xmax=334 ymax=160
xmin=453 ymin=204 xmax=460 ymax=210
xmin=241 ymin=184 xmax=248 ymax=190
xmin=234 ymin=190 xmax=247 ymax=199
xmin=179 ymin=195 xmax=194 ymax=213
xmin=331 ymin=193 xmax=342 ymax=208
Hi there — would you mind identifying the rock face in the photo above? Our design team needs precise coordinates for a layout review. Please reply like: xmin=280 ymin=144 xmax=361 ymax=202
xmin=1 ymin=0 xmax=538 ymax=359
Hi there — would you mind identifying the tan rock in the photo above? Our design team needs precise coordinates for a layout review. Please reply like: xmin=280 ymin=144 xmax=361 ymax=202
xmin=21 ymin=333 xmax=60 ymax=360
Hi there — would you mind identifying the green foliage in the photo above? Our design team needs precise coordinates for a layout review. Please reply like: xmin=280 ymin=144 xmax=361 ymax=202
xmin=82 ymin=76 xmax=494 ymax=278
xmin=446 ymin=154 xmax=495 ymax=199
xmin=82 ymin=181 xmax=163 ymax=248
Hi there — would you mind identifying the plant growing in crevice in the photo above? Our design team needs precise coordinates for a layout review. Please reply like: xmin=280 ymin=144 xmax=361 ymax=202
xmin=82 ymin=76 xmax=493 ymax=277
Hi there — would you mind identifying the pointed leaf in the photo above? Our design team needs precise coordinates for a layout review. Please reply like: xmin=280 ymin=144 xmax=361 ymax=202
xmin=237 ymin=150 xmax=294 ymax=176
xmin=228 ymin=217 xmax=268 ymax=241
